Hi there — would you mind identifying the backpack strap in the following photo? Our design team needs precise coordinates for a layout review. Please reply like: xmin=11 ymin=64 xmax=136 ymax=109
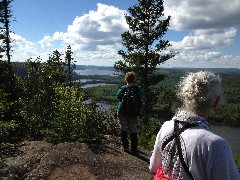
xmin=161 ymin=121 xmax=196 ymax=151
xmin=161 ymin=121 xmax=197 ymax=180
xmin=119 ymin=85 xmax=128 ymax=101
xmin=121 ymin=85 xmax=140 ymax=99
xmin=127 ymin=85 xmax=137 ymax=91
xmin=175 ymin=121 xmax=195 ymax=180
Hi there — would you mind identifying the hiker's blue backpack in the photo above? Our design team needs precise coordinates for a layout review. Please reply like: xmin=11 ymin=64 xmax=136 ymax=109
xmin=119 ymin=85 xmax=142 ymax=117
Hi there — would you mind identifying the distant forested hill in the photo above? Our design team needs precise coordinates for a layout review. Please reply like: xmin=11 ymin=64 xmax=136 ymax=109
xmin=13 ymin=62 xmax=240 ymax=75
xmin=75 ymin=65 xmax=116 ymax=71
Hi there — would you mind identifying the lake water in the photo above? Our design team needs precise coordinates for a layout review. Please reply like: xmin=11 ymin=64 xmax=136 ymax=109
xmin=81 ymin=83 xmax=115 ymax=88
xmin=74 ymin=69 xmax=119 ymax=88
xmin=211 ymin=125 xmax=240 ymax=155
xmin=75 ymin=69 xmax=121 ymax=76
xmin=80 ymin=79 xmax=93 ymax=83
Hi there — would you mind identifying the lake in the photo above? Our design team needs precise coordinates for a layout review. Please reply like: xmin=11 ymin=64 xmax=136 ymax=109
xmin=211 ymin=125 xmax=240 ymax=155
xmin=75 ymin=69 xmax=121 ymax=76
xmin=74 ymin=69 xmax=119 ymax=88
xmin=81 ymin=83 xmax=115 ymax=88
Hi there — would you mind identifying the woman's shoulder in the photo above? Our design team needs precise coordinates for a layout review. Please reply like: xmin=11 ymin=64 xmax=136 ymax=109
xmin=134 ymin=85 xmax=144 ymax=95
xmin=159 ymin=120 xmax=175 ymax=136
xmin=162 ymin=120 xmax=174 ymax=128
xmin=207 ymin=131 xmax=230 ymax=149
xmin=192 ymin=128 xmax=230 ymax=152
xmin=199 ymin=129 xmax=226 ymax=142
xmin=118 ymin=85 xmax=127 ymax=91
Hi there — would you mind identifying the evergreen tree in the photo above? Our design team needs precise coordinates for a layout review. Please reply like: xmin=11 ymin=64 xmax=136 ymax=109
xmin=45 ymin=50 xmax=66 ymax=84
xmin=0 ymin=0 xmax=14 ymax=63
xmin=0 ymin=32 xmax=4 ymax=59
xmin=114 ymin=0 xmax=177 ymax=123
xmin=65 ymin=45 xmax=76 ymax=87
xmin=0 ymin=1 xmax=20 ymax=142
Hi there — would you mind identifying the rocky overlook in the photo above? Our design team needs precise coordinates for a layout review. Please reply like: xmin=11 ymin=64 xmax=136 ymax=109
xmin=0 ymin=136 xmax=153 ymax=180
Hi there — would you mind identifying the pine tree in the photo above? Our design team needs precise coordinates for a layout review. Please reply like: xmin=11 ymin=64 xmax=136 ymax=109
xmin=45 ymin=50 xmax=66 ymax=84
xmin=0 ymin=0 xmax=14 ymax=64
xmin=65 ymin=45 xmax=76 ymax=87
xmin=0 ymin=0 xmax=19 ymax=131
xmin=114 ymin=0 xmax=177 ymax=123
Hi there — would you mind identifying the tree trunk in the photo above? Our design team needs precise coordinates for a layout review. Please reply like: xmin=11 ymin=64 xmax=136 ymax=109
xmin=3 ymin=0 xmax=11 ymax=64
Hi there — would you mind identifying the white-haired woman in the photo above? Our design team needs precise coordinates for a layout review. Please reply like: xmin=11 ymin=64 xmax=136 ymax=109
xmin=149 ymin=71 xmax=240 ymax=180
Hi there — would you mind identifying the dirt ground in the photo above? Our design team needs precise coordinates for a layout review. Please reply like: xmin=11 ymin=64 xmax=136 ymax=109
xmin=0 ymin=136 xmax=153 ymax=180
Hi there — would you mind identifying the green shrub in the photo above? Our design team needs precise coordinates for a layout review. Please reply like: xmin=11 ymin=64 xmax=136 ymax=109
xmin=43 ymin=84 xmax=118 ymax=143
xmin=0 ymin=120 xmax=18 ymax=142
xmin=234 ymin=154 xmax=240 ymax=172
xmin=0 ymin=89 xmax=19 ymax=142
xmin=138 ymin=118 xmax=160 ymax=149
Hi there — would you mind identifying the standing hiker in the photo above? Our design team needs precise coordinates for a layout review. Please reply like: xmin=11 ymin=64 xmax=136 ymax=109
xmin=116 ymin=71 xmax=144 ymax=154
xmin=149 ymin=71 xmax=240 ymax=180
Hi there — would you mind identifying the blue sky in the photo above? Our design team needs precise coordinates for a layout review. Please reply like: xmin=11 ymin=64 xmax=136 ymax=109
xmin=7 ymin=0 xmax=240 ymax=68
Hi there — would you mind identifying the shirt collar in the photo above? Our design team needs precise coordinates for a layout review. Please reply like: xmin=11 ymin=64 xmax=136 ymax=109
xmin=172 ymin=109 xmax=210 ymax=130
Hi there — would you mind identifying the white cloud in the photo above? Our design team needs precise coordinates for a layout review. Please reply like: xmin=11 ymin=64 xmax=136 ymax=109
xmin=164 ymin=0 xmax=240 ymax=30
xmin=10 ymin=33 xmax=39 ymax=61
xmin=62 ymin=3 xmax=128 ymax=65
xmin=163 ymin=46 xmax=240 ymax=69
xmin=62 ymin=3 xmax=127 ymax=53
xmin=38 ymin=35 xmax=54 ymax=49
xmin=161 ymin=52 xmax=240 ymax=69
xmin=8 ymin=33 xmax=55 ymax=62
xmin=53 ymin=31 xmax=65 ymax=40
xmin=11 ymin=33 xmax=36 ymax=53
xmin=66 ymin=1 xmax=239 ymax=68
xmin=171 ymin=28 xmax=237 ymax=51
xmin=73 ymin=44 xmax=122 ymax=66
xmin=165 ymin=17 xmax=239 ymax=68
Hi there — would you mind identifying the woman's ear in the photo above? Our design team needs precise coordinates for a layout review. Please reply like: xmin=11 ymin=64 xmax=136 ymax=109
xmin=212 ymin=96 xmax=220 ymax=109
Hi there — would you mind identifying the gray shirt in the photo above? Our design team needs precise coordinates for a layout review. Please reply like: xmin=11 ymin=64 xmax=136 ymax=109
xmin=149 ymin=110 xmax=240 ymax=180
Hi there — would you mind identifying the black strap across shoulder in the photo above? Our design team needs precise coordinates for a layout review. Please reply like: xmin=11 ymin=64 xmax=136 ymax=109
xmin=161 ymin=121 xmax=197 ymax=180
xmin=161 ymin=121 xmax=196 ymax=151
xmin=120 ymin=85 xmax=137 ymax=97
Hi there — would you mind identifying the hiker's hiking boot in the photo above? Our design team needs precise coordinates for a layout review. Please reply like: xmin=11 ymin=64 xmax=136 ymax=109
xmin=130 ymin=149 xmax=139 ymax=156
xmin=130 ymin=133 xmax=138 ymax=151
xmin=121 ymin=131 xmax=139 ymax=155
xmin=123 ymin=147 xmax=130 ymax=153
xmin=120 ymin=130 xmax=129 ymax=150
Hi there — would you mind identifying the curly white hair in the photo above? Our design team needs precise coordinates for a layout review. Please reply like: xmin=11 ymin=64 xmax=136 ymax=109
xmin=177 ymin=71 xmax=223 ymax=112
